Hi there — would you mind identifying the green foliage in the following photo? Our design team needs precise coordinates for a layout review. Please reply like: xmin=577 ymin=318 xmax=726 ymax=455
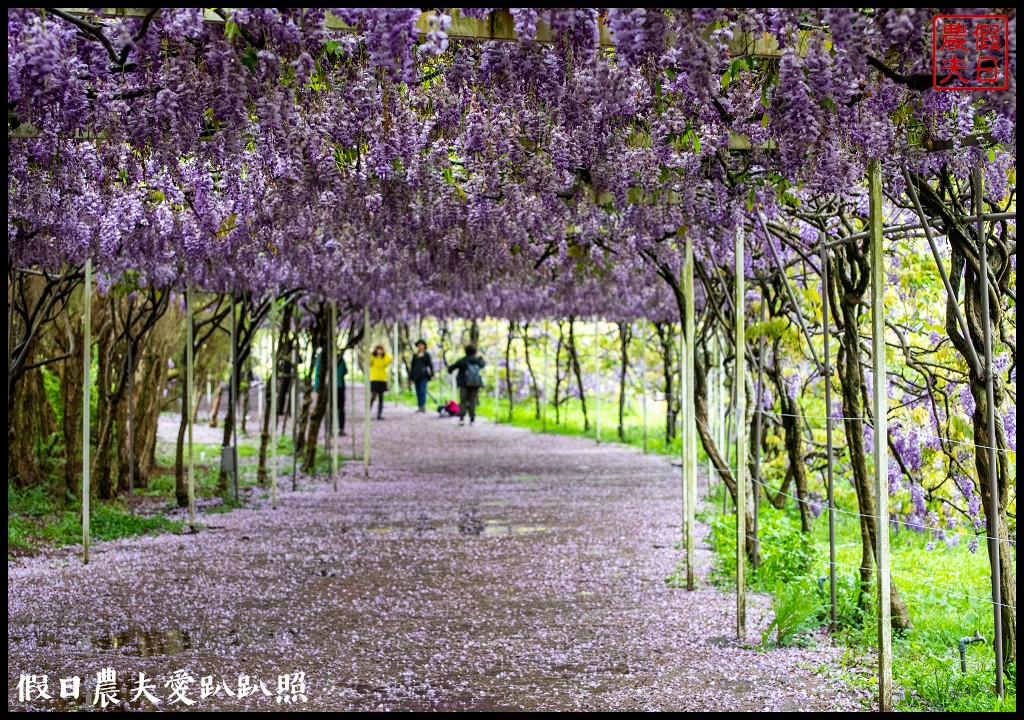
xmin=40 ymin=504 xmax=183 ymax=545
xmin=762 ymin=577 xmax=825 ymax=647
xmin=40 ymin=366 xmax=64 ymax=426
xmin=707 ymin=506 xmax=811 ymax=589
xmin=702 ymin=499 xmax=1016 ymax=711
xmin=8 ymin=482 xmax=183 ymax=554
xmin=663 ymin=557 xmax=691 ymax=588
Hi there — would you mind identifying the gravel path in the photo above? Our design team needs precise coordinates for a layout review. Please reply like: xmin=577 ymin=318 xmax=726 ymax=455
xmin=8 ymin=385 xmax=867 ymax=711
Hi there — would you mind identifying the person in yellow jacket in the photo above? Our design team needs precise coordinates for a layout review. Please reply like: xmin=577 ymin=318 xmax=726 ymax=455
xmin=368 ymin=344 xmax=392 ymax=420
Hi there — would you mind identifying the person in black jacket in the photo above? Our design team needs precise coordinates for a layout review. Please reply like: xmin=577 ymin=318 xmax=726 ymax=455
xmin=447 ymin=344 xmax=486 ymax=426
xmin=409 ymin=339 xmax=434 ymax=413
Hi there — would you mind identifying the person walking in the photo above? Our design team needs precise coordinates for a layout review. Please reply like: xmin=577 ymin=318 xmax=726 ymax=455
xmin=409 ymin=339 xmax=434 ymax=413
xmin=369 ymin=344 xmax=392 ymax=420
xmin=447 ymin=344 xmax=486 ymax=426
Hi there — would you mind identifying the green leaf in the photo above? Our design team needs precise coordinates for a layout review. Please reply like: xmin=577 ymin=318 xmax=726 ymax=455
xmin=241 ymin=47 xmax=258 ymax=73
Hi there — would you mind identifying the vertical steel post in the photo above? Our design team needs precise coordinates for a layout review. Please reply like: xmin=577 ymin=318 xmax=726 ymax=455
xmin=594 ymin=320 xmax=601 ymax=443
xmin=821 ymin=235 xmax=837 ymax=630
xmin=186 ymin=285 xmax=195 ymax=529
xmin=363 ymin=307 xmax=371 ymax=477
xmin=393 ymin=321 xmax=399 ymax=394
xmin=330 ymin=302 xmax=339 ymax=491
xmin=975 ymin=166 xmax=1004 ymax=697
xmin=868 ymin=160 xmax=892 ymax=711
xmin=707 ymin=337 xmax=715 ymax=489
xmin=230 ymin=295 xmax=239 ymax=501
xmin=684 ymin=236 xmax=696 ymax=590
xmin=82 ymin=259 xmax=92 ymax=564
xmin=735 ymin=224 xmax=746 ymax=639
xmin=270 ymin=295 xmax=278 ymax=508
xmin=128 ymin=335 xmax=135 ymax=516
xmin=350 ymin=345 xmax=356 ymax=459
xmin=542 ymin=319 xmax=549 ymax=432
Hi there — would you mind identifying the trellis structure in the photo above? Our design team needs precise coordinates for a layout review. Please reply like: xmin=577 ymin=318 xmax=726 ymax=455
xmin=11 ymin=7 xmax=1015 ymax=711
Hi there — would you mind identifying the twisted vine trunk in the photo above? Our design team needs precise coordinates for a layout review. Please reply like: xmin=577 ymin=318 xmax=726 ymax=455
xmin=617 ymin=322 xmax=630 ymax=440
xmin=830 ymin=250 xmax=913 ymax=631
xmin=654 ymin=322 xmax=678 ymax=441
xmin=767 ymin=339 xmax=813 ymax=533
xmin=553 ymin=321 xmax=565 ymax=425
xmin=566 ymin=317 xmax=588 ymax=430
xmin=909 ymin=172 xmax=1016 ymax=666
xmin=521 ymin=322 xmax=541 ymax=419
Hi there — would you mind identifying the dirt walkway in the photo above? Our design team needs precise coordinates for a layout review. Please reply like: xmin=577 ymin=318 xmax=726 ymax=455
xmin=8 ymin=385 xmax=867 ymax=711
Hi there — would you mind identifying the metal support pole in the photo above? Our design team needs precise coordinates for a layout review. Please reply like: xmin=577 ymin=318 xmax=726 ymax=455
xmin=206 ymin=379 xmax=212 ymax=421
xmin=718 ymin=340 xmax=725 ymax=470
xmin=127 ymin=334 xmax=135 ymax=516
xmin=230 ymin=295 xmax=239 ymax=501
xmin=868 ymin=160 xmax=892 ymax=711
xmin=684 ymin=236 xmax=696 ymax=591
xmin=363 ymin=307 xmax=371 ymax=477
xmin=330 ymin=302 xmax=339 ymax=491
xmin=186 ymin=285 xmax=195 ymax=529
xmin=350 ymin=345 xmax=356 ymax=459
xmin=393 ymin=321 xmax=399 ymax=394
xmin=542 ymin=319 xmax=549 ymax=432
xmin=976 ymin=166 xmax=1004 ymax=698
xmin=707 ymin=336 xmax=714 ymax=486
xmin=821 ymin=236 xmax=837 ymax=630
xmin=594 ymin=320 xmax=601 ymax=443
xmin=735 ymin=223 xmax=747 ymax=639
xmin=291 ymin=340 xmax=298 ymax=491
xmin=81 ymin=258 xmax=92 ymax=564
xmin=270 ymin=295 xmax=278 ymax=508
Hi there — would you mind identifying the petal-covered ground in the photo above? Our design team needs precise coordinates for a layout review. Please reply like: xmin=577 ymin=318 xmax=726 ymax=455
xmin=8 ymin=386 xmax=868 ymax=711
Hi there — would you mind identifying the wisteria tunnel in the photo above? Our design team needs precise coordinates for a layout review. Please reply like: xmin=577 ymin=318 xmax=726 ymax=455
xmin=7 ymin=7 xmax=1017 ymax=713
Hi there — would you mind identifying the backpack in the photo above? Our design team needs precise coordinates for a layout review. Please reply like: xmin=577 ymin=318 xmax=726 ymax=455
xmin=464 ymin=361 xmax=483 ymax=389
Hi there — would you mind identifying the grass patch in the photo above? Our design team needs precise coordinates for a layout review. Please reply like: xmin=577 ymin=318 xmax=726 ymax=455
xmin=394 ymin=385 xmax=690 ymax=459
xmin=9 ymin=482 xmax=184 ymax=555
xmin=701 ymin=486 xmax=1015 ymax=712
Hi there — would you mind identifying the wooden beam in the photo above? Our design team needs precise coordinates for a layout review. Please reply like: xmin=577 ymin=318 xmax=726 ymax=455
xmin=53 ymin=8 xmax=803 ymax=55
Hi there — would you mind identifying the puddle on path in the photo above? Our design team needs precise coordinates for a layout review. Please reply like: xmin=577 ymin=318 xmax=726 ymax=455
xmin=353 ymin=515 xmax=548 ymax=537
xmin=435 ymin=520 xmax=549 ymax=536
xmin=92 ymin=627 xmax=196 ymax=655
xmin=11 ymin=627 xmax=199 ymax=656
